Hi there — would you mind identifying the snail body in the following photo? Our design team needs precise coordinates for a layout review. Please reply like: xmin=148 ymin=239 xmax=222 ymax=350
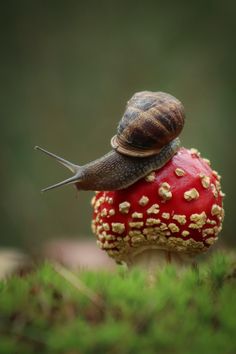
xmin=75 ymin=137 xmax=180 ymax=191
xmin=35 ymin=91 xmax=185 ymax=192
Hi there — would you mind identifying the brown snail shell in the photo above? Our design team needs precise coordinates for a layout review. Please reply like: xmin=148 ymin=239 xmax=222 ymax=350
xmin=111 ymin=91 xmax=185 ymax=157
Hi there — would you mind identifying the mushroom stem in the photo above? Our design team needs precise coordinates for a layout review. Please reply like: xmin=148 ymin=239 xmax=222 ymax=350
xmin=128 ymin=249 xmax=195 ymax=272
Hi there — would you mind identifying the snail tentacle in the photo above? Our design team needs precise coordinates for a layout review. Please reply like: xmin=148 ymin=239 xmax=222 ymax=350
xmin=34 ymin=146 xmax=83 ymax=192
xmin=34 ymin=146 xmax=79 ymax=173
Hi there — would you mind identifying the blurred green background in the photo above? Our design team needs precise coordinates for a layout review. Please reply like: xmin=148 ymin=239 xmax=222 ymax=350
xmin=1 ymin=1 xmax=235 ymax=250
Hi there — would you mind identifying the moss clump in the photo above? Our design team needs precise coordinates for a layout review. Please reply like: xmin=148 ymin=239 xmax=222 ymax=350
xmin=0 ymin=252 xmax=236 ymax=354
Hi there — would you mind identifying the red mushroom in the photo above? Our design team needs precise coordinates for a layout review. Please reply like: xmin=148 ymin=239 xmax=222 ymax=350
xmin=91 ymin=148 xmax=225 ymax=269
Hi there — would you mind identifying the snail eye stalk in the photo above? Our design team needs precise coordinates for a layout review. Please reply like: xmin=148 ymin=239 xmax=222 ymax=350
xmin=34 ymin=146 xmax=81 ymax=192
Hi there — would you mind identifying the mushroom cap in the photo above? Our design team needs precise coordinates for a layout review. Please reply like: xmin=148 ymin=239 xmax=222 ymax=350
xmin=91 ymin=148 xmax=225 ymax=264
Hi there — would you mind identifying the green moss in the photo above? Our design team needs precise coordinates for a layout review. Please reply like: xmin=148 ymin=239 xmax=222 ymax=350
xmin=0 ymin=252 xmax=236 ymax=354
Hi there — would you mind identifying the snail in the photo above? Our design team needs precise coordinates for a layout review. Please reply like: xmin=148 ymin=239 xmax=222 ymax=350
xmin=35 ymin=91 xmax=185 ymax=192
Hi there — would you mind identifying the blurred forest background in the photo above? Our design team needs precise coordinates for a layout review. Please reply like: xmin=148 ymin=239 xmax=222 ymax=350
xmin=1 ymin=1 xmax=235 ymax=251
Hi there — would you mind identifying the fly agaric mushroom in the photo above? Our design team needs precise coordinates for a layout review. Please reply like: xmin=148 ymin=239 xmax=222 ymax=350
xmin=91 ymin=148 xmax=225 ymax=268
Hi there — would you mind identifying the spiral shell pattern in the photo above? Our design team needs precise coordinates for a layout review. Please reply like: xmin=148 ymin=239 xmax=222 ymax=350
xmin=111 ymin=91 xmax=185 ymax=157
